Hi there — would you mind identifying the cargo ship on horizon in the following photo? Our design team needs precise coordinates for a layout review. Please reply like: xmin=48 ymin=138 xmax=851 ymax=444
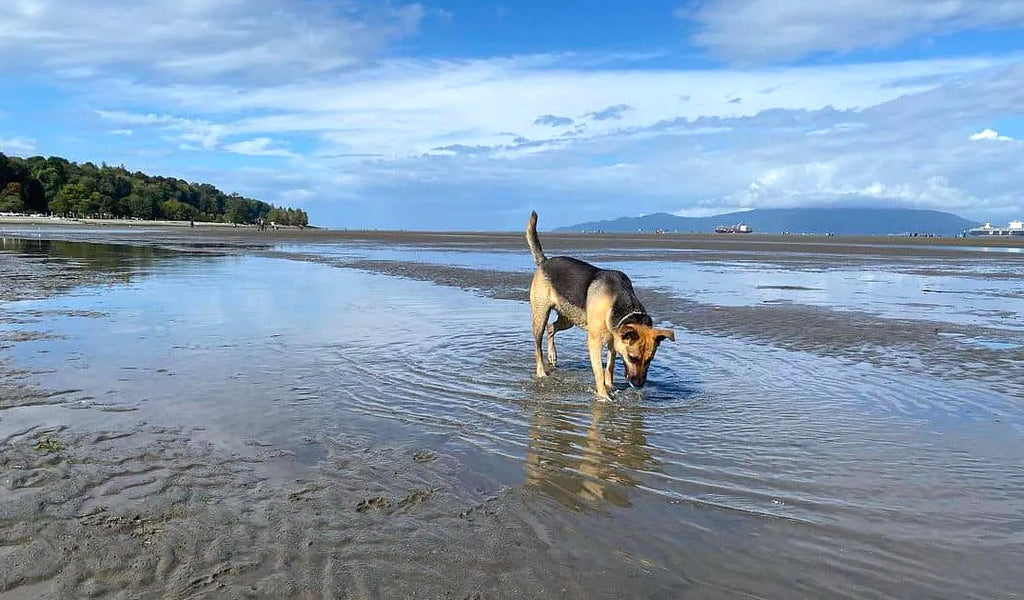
xmin=714 ymin=223 xmax=753 ymax=234
xmin=967 ymin=220 xmax=1024 ymax=236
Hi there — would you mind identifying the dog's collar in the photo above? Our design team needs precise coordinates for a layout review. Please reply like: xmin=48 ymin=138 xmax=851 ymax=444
xmin=614 ymin=310 xmax=648 ymax=330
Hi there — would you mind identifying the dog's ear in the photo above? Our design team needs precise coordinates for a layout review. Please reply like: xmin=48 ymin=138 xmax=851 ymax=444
xmin=655 ymin=328 xmax=675 ymax=343
xmin=619 ymin=325 xmax=640 ymax=343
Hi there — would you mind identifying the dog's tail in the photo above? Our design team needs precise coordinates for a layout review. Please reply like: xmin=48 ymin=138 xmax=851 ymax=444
xmin=526 ymin=211 xmax=546 ymax=266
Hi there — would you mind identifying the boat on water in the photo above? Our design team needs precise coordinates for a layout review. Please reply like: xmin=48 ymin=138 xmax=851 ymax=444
xmin=714 ymin=223 xmax=753 ymax=234
xmin=967 ymin=220 xmax=1024 ymax=236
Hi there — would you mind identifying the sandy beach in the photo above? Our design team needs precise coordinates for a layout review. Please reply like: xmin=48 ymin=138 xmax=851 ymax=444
xmin=1 ymin=224 xmax=1023 ymax=598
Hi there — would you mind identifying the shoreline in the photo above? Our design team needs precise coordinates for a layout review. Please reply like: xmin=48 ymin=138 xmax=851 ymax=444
xmin=3 ymin=219 xmax=1024 ymax=264
xmin=4 ymin=214 xmax=1024 ymax=249
xmin=0 ymin=215 xmax=307 ymax=230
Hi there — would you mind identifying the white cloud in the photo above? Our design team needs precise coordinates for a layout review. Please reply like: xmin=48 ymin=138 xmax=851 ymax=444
xmin=96 ymin=111 xmax=178 ymax=126
xmin=99 ymin=111 xmax=225 ymax=150
xmin=176 ymin=122 xmax=227 ymax=151
xmin=278 ymin=187 xmax=315 ymax=206
xmin=680 ymin=0 xmax=1024 ymax=62
xmin=969 ymin=128 xmax=1013 ymax=141
xmin=0 ymin=0 xmax=427 ymax=83
xmin=110 ymin=129 xmax=133 ymax=136
xmin=223 ymin=137 xmax=296 ymax=158
xmin=93 ymin=54 xmax=1009 ymax=158
xmin=0 ymin=136 xmax=36 ymax=154
xmin=294 ymin=60 xmax=1024 ymax=228
xmin=81 ymin=54 xmax=1024 ymax=228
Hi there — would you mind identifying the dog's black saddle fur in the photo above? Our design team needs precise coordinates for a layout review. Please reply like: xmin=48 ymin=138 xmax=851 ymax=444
xmin=540 ymin=256 xmax=652 ymax=327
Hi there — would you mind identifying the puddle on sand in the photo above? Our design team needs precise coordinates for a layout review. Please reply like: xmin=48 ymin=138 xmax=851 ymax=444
xmin=1 ymin=236 xmax=1023 ymax=598
xmin=937 ymin=331 xmax=1024 ymax=351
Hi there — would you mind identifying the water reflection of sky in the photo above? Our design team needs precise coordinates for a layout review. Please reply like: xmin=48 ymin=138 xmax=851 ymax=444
xmin=278 ymin=243 xmax=1024 ymax=332
xmin=617 ymin=260 xmax=1024 ymax=330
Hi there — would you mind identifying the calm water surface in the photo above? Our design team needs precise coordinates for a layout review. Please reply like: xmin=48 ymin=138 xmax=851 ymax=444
xmin=1 ymin=233 xmax=1022 ymax=598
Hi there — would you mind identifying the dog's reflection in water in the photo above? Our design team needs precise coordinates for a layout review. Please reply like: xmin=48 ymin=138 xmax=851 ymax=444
xmin=523 ymin=399 xmax=656 ymax=510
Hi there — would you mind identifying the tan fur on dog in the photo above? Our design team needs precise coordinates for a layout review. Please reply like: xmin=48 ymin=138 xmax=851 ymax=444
xmin=526 ymin=212 xmax=673 ymax=399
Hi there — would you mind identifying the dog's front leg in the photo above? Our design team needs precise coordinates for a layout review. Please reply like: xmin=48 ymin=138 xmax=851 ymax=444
xmin=604 ymin=344 xmax=616 ymax=390
xmin=588 ymin=334 xmax=611 ymax=400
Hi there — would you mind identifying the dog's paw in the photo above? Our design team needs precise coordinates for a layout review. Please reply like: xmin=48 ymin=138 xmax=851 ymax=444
xmin=535 ymin=365 xmax=550 ymax=378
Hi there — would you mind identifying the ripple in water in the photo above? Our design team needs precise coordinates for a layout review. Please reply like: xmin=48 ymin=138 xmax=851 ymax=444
xmin=3 ymin=245 xmax=1022 ymax=598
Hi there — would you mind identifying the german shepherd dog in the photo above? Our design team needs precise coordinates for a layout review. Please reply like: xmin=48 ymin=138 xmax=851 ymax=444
xmin=526 ymin=211 xmax=674 ymax=399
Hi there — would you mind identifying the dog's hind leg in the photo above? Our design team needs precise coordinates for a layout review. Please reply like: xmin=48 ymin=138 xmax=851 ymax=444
xmin=532 ymin=305 xmax=552 ymax=377
xmin=545 ymin=314 xmax=573 ymax=368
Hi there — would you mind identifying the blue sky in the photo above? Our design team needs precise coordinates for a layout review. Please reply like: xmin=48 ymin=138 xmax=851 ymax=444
xmin=2 ymin=1 xmax=1024 ymax=229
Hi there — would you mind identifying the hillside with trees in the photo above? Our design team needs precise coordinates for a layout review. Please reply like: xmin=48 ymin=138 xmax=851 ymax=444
xmin=0 ymin=152 xmax=308 ymax=226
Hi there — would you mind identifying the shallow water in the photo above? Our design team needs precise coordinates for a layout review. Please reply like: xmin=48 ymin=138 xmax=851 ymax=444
xmin=273 ymin=241 xmax=1024 ymax=331
xmin=2 ymin=231 xmax=1023 ymax=598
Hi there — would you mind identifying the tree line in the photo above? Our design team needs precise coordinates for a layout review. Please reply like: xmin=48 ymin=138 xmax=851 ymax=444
xmin=0 ymin=152 xmax=308 ymax=226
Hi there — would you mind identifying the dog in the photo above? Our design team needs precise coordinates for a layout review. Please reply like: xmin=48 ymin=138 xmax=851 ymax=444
xmin=526 ymin=211 xmax=674 ymax=399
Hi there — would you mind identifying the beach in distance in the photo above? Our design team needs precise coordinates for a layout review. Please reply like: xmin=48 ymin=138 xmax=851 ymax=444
xmin=1 ymin=222 xmax=1023 ymax=598
xmin=4 ymin=212 xmax=1024 ymax=249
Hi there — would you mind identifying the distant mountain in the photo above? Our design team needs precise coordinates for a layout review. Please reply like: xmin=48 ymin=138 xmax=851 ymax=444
xmin=554 ymin=208 xmax=980 ymax=236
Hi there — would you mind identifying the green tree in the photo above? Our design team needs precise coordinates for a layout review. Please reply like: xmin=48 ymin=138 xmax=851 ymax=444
xmin=21 ymin=178 xmax=47 ymax=212
xmin=75 ymin=191 xmax=102 ymax=217
xmin=0 ymin=182 xmax=26 ymax=213
xmin=0 ymin=153 xmax=17 ymax=189
xmin=225 ymin=196 xmax=252 ymax=224
xmin=53 ymin=182 xmax=88 ymax=216
xmin=36 ymin=163 xmax=68 ymax=206
xmin=49 ymin=190 xmax=70 ymax=216
xmin=0 ymin=151 xmax=309 ymax=223
xmin=127 ymin=193 xmax=156 ymax=219
xmin=161 ymin=199 xmax=196 ymax=221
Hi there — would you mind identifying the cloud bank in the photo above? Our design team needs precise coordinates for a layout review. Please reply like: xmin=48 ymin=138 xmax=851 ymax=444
xmin=680 ymin=0 xmax=1024 ymax=62
xmin=2 ymin=0 xmax=1023 ymax=229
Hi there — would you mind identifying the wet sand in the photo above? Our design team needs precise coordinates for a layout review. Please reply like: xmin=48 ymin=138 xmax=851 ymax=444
xmin=2 ymin=226 xmax=1023 ymax=598
xmin=0 ymin=400 xmax=583 ymax=599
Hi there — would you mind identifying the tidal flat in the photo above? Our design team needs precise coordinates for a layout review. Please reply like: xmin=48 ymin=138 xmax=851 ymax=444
xmin=1 ymin=226 xmax=1023 ymax=599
